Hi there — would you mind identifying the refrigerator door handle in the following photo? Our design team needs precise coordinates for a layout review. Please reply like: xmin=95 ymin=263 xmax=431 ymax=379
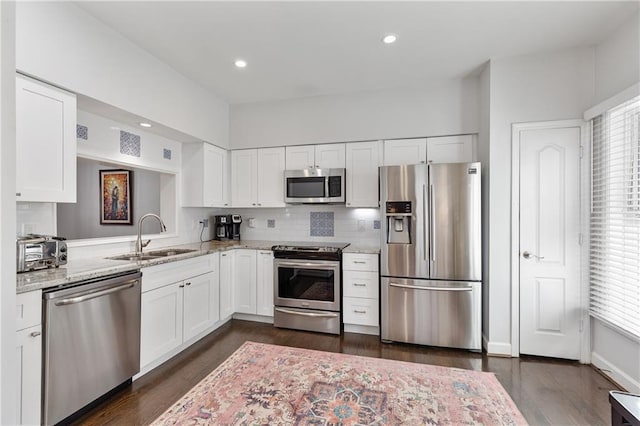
xmin=389 ymin=282 xmax=472 ymax=292
xmin=429 ymin=183 xmax=435 ymax=262
xmin=423 ymin=184 xmax=428 ymax=261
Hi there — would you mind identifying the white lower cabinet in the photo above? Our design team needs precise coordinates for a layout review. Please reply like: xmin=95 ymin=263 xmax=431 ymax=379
xmin=15 ymin=290 xmax=42 ymax=426
xmin=256 ymin=251 xmax=275 ymax=316
xmin=342 ymin=254 xmax=379 ymax=334
xmin=219 ymin=251 xmax=235 ymax=319
xmin=140 ymin=254 xmax=219 ymax=369
xmin=234 ymin=249 xmax=275 ymax=317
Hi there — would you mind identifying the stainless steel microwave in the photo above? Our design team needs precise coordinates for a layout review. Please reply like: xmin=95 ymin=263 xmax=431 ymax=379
xmin=284 ymin=168 xmax=345 ymax=203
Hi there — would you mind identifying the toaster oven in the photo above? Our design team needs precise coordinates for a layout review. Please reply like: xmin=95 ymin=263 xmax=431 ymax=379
xmin=17 ymin=234 xmax=67 ymax=273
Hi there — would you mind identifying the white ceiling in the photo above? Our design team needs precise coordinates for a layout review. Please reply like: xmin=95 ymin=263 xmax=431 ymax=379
xmin=76 ymin=1 xmax=638 ymax=105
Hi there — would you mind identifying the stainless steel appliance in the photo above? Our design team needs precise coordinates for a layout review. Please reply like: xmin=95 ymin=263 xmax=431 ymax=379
xmin=42 ymin=271 xmax=142 ymax=425
xmin=284 ymin=168 xmax=345 ymax=203
xmin=16 ymin=234 xmax=67 ymax=273
xmin=380 ymin=162 xmax=482 ymax=350
xmin=273 ymin=243 xmax=349 ymax=334
xmin=213 ymin=214 xmax=242 ymax=240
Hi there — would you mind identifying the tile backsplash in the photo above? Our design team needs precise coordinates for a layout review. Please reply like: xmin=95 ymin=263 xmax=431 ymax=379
xmin=231 ymin=204 xmax=380 ymax=246
xmin=310 ymin=211 xmax=334 ymax=237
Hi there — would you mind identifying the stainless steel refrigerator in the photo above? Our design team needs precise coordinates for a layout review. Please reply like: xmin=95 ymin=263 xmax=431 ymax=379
xmin=380 ymin=162 xmax=482 ymax=350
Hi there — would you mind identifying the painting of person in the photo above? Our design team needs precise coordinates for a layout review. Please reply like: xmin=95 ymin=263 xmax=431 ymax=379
xmin=100 ymin=170 xmax=132 ymax=224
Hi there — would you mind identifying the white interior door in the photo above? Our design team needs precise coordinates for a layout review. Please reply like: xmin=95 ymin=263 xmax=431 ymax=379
xmin=519 ymin=124 xmax=582 ymax=360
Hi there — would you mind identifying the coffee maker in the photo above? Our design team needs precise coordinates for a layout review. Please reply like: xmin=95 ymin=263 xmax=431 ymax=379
xmin=213 ymin=214 xmax=242 ymax=240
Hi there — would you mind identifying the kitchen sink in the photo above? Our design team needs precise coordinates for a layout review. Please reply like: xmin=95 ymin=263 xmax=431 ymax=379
xmin=106 ymin=254 xmax=162 ymax=261
xmin=146 ymin=248 xmax=197 ymax=257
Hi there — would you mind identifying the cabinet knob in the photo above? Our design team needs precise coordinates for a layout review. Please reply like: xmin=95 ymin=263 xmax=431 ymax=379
xmin=252 ymin=203 xmax=256 ymax=206
xmin=179 ymin=284 xmax=185 ymax=288
xmin=224 ymin=203 xmax=228 ymax=206
xmin=257 ymin=203 xmax=262 ymax=206
xmin=29 ymin=331 xmax=41 ymax=338
xmin=185 ymin=282 xmax=191 ymax=286
xmin=16 ymin=192 xmax=21 ymax=197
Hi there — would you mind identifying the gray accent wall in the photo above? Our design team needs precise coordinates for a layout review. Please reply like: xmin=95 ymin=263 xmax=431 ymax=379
xmin=57 ymin=158 xmax=161 ymax=239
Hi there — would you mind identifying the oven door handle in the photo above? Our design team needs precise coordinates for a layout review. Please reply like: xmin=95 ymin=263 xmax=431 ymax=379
xmin=275 ymin=307 xmax=339 ymax=318
xmin=275 ymin=260 xmax=338 ymax=269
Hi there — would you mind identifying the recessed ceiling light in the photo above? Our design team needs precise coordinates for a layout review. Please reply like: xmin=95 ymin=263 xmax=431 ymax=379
xmin=139 ymin=122 xmax=152 ymax=128
xmin=234 ymin=59 xmax=247 ymax=68
xmin=382 ymin=34 xmax=398 ymax=44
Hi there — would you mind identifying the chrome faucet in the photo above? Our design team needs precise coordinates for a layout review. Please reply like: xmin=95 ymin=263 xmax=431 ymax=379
xmin=136 ymin=213 xmax=167 ymax=254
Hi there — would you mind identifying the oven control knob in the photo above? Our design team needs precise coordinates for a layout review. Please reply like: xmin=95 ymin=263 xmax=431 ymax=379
xmin=59 ymin=255 xmax=67 ymax=262
xmin=60 ymin=246 xmax=67 ymax=252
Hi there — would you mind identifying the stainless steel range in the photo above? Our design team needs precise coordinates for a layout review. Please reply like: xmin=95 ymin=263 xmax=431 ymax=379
xmin=272 ymin=242 xmax=349 ymax=335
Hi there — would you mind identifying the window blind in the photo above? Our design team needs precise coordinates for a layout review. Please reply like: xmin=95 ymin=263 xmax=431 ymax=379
xmin=590 ymin=95 xmax=640 ymax=339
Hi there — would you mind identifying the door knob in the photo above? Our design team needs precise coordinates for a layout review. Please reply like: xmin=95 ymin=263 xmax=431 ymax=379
xmin=522 ymin=251 xmax=544 ymax=260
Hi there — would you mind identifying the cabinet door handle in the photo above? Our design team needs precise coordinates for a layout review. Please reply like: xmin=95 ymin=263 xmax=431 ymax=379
xmin=16 ymin=192 xmax=21 ymax=197
xmin=257 ymin=203 xmax=262 ymax=206
xmin=185 ymin=282 xmax=191 ymax=286
xmin=179 ymin=284 xmax=185 ymax=288
xmin=353 ymin=283 xmax=366 ymax=287
xmin=252 ymin=203 xmax=256 ymax=206
xmin=353 ymin=309 xmax=367 ymax=314
xmin=29 ymin=331 xmax=41 ymax=338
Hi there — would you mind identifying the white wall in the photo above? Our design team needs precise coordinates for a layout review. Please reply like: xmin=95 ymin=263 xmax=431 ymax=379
xmin=77 ymin=110 xmax=182 ymax=174
xmin=486 ymin=47 xmax=595 ymax=354
xmin=594 ymin=11 xmax=640 ymax=105
xmin=230 ymin=78 xmax=479 ymax=148
xmin=478 ymin=62 xmax=491 ymax=345
xmin=589 ymin=10 xmax=640 ymax=393
xmin=0 ymin=2 xmax=17 ymax=423
xmin=15 ymin=2 xmax=229 ymax=148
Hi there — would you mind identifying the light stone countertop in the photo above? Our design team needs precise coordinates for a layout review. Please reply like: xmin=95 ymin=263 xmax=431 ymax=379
xmin=16 ymin=239 xmax=381 ymax=294
xmin=16 ymin=240 xmax=277 ymax=294
xmin=342 ymin=244 xmax=380 ymax=254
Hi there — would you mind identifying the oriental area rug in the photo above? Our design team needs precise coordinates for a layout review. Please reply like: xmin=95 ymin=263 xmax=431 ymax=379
xmin=152 ymin=341 xmax=527 ymax=425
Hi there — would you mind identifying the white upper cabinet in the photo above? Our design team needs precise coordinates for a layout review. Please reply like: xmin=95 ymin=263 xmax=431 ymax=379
xmin=182 ymin=142 xmax=229 ymax=207
xmin=426 ymin=135 xmax=474 ymax=164
xmin=257 ymin=147 xmax=286 ymax=207
xmin=232 ymin=147 xmax=285 ymax=207
xmin=285 ymin=145 xmax=315 ymax=169
xmin=345 ymin=141 xmax=381 ymax=208
xmin=383 ymin=135 xmax=475 ymax=166
xmin=16 ymin=74 xmax=77 ymax=202
xmin=231 ymin=149 xmax=258 ymax=207
xmin=285 ymin=144 xmax=345 ymax=169
xmin=383 ymin=138 xmax=427 ymax=166
xmin=315 ymin=143 xmax=345 ymax=168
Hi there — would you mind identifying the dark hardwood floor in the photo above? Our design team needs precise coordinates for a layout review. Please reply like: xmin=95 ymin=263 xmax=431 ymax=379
xmin=72 ymin=320 xmax=619 ymax=425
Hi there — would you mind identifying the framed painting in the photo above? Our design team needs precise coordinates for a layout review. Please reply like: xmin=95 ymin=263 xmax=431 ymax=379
xmin=100 ymin=169 xmax=132 ymax=224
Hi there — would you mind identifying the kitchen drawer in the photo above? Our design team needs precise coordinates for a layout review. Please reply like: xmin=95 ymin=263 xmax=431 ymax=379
xmin=343 ymin=253 xmax=378 ymax=272
xmin=343 ymin=297 xmax=379 ymax=327
xmin=343 ymin=270 xmax=379 ymax=299
xmin=142 ymin=253 xmax=217 ymax=293
xmin=16 ymin=290 xmax=42 ymax=331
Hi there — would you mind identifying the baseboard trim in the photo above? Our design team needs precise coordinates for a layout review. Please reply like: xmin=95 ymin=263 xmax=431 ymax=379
xmin=592 ymin=351 xmax=640 ymax=393
xmin=232 ymin=313 xmax=274 ymax=324
xmin=344 ymin=324 xmax=379 ymax=336
xmin=486 ymin=341 xmax=512 ymax=357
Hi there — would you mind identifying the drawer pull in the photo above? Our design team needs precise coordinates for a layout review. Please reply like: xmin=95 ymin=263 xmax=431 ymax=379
xmin=353 ymin=309 xmax=367 ymax=314
xmin=29 ymin=331 xmax=41 ymax=338
xmin=352 ymin=261 xmax=367 ymax=264
xmin=353 ymin=283 xmax=367 ymax=287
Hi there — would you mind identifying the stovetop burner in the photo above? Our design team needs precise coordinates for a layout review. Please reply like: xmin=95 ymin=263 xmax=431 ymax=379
xmin=272 ymin=242 xmax=349 ymax=260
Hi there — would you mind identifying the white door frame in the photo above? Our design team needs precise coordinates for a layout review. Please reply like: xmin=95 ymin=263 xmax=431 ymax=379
xmin=510 ymin=119 xmax=591 ymax=363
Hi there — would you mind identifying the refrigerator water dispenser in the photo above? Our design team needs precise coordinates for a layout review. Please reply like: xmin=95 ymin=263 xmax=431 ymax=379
xmin=386 ymin=201 xmax=412 ymax=244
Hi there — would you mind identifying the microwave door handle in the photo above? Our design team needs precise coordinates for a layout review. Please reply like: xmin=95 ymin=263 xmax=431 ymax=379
xmin=325 ymin=176 xmax=330 ymax=198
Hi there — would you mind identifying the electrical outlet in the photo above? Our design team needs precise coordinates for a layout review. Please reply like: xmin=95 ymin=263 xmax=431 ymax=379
xmin=201 ymin=218 xmax=209 ymax=228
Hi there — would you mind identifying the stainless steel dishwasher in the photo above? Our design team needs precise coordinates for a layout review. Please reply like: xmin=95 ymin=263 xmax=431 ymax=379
xmin=42 ymin=271 xmax=142 ymax=425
